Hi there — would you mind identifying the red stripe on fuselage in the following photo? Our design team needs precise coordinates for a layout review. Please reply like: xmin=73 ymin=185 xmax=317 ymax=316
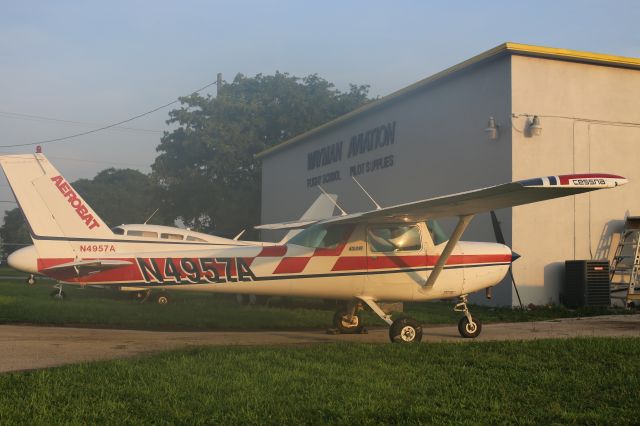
xmin=258 ymin=246 xmax=287 ymax=257
xmin=38 ymin=257 xmax=143 ymax=283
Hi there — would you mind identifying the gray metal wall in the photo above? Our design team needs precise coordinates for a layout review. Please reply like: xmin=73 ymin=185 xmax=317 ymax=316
xmin=261 ymin=56 xmax=514 ymax=305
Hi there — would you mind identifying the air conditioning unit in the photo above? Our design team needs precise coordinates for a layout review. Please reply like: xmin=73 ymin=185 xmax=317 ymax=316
xmin=563 ymin=260 xmax=610 ymax=308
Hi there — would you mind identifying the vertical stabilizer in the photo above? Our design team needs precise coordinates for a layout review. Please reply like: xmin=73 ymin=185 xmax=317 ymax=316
xmin=0 ymin=154 xmax=113 ymax=239
xmin=280 ymin=194 xmax=338 ymax=243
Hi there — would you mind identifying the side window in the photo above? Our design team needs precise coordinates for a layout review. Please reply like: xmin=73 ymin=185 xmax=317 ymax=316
xmin=288 ymin=224 xmax=352 ymax=249
xmin=368 ymin=225 xmax=421 ymax=253
xmin=426 ymin=220 xmax=449 ymax=245
xmin=186 ymin=236 xmax=206 ymax=242
xmin=161 ymin=233 xmax=184 ymax=240
xmin=127 ymin=230 xmax=158 ymax=238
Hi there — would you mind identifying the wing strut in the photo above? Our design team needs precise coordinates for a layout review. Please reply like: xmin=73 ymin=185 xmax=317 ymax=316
xmin=424 ymin=214 xmax=474 ymax=287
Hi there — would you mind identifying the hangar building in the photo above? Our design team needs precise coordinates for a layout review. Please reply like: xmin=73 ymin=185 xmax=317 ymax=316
xmin=257 ymin=43 xmax=640 ymax=306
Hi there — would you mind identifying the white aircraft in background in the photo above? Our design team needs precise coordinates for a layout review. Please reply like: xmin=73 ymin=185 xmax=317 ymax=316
xmin=2 ymin=153 xmax=626 ymax=342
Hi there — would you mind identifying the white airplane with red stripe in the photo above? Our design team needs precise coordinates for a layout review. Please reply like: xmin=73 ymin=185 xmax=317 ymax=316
xmin=1 ymin=153 xmax=627 ymax=343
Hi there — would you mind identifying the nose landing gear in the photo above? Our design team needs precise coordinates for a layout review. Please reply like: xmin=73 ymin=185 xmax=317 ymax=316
xmin=454 ymin=295 xmax=482 ymax=338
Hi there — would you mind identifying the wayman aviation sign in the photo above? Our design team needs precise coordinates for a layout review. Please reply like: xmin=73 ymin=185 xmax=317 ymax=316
xmin=305 ymin=121 xmax=397 ymax=188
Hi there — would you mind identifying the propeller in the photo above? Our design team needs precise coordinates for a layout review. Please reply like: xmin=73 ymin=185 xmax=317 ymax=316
xmin=490 ymin=210 xmax=524 ymax=309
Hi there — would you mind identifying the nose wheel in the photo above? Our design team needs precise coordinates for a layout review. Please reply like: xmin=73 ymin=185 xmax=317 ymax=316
xmin=454 ymin=295 xmax=482 ymax=338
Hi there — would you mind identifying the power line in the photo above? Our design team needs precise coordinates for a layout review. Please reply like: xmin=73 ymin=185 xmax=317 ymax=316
xmin=0 ymin=111 xmax=164 ymax=134
xmin=48 ymin=156 xmax=149 ymax=168
xmin=0 ymin=80 xmax=218 ymax=149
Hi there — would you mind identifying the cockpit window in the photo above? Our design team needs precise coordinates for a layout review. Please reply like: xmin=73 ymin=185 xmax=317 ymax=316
xmin=288 ymin=224 xmax=352 ymax=249
xmin=426 ymin=220 xmax=448 ymax=245
xmin=111 ymin=227 xmax=125 ymax=235
xmin=367 ymin=225 xmax=421 ymax=252
xmin=127 ymin=230 xmax=158 ymax=238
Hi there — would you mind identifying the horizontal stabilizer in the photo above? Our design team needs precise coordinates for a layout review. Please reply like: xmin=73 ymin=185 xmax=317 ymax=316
xmin=41 ymin=259 xmax=133 ymax=276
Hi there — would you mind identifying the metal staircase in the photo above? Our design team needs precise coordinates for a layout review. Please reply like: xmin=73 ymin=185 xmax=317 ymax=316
xmin=610 ymin=217 xmax=640 ymax=308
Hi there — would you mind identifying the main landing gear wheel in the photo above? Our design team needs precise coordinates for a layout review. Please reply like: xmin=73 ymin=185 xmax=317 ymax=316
xmin=156 ymin=293 xmax=170 ymax=305
xmin=458 ymin=316 xmax=482 ymax=338
xmin=389 ymin=317 xmax=423 ymax=343
xmin=333 ymin=309 xmax=363 ymax=334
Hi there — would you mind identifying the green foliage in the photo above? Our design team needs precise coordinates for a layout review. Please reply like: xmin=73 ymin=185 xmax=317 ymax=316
xmin=72 ymin=167 xmax=169 ymax=227
xmin=152 ymin=72 xmax=370 ymax=235
xmin=1 ymin=339 xmax=640 ymax=424
xmin=0 ymin=208 xmax=31 ymax=257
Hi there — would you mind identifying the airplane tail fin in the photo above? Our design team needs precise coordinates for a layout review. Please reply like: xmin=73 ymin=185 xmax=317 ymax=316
xmin=0 ymin=153 xmax=113 ymax=239
xmin=279 ymin=193 xmax=338 ymax=243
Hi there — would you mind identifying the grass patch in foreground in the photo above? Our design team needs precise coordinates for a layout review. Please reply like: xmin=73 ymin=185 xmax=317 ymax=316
xmin=0 ymin=278 xmax=631 ymax=331
xmin=1 ymin=338 xmax=639 ymax=424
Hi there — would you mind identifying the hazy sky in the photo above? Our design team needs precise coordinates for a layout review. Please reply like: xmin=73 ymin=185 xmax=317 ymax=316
xmin=1 ymin=0 xmax=638 ymax=208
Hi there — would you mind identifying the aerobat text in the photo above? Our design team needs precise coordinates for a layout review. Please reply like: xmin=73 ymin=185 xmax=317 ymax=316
xmin=50 ymin=175 xmax=101 ymax=230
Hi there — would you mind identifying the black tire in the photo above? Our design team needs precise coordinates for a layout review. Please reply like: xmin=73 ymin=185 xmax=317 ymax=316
xmin=389 ymin=317 xmax=422 ymax=343
xmin=332 ymin=309 xmax=363 ymax=334
xmin=156 ymin=293 xmax=170 ymax=305
xmin=26 ymin=275 xmax=36 ymax=286
xmin=458 ymin=316 xmax=482 ymax=338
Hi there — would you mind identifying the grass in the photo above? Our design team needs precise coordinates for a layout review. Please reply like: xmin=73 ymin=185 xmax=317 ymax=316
xmin=1 ymin=338 xmax=639 ymax=424
xmin=0 ymin=273 xmax=632 ymax=331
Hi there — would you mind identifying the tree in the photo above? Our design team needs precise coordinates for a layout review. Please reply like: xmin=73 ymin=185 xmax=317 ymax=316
xmin=73 ymin=168 xmax=168 ymax=227
xmin=0 ymin=208 xmax=31 ymax=258
xmin=152 ymin=72 xmax=370 ymax=236
xmin=0 ymin=168 xmax=167 ymax=258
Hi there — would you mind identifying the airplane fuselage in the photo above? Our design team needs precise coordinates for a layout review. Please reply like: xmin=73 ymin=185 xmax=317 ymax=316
xmin=9 ymin=222 xmax=511 ymax=302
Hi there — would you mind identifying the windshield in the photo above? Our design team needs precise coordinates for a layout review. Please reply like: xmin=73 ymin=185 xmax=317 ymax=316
xmin=288 ymin=224 xmax=352 ymax=249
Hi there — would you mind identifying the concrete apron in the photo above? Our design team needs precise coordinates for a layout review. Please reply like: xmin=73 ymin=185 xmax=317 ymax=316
xmin=0 ymin=314 xmax=638 ymax=373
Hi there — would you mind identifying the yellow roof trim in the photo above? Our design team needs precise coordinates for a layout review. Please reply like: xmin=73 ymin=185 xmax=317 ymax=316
xmin=504 ymin=42 xmax=640 ymax=68
xmin=257 ymin=43 xmax=640 ymax=159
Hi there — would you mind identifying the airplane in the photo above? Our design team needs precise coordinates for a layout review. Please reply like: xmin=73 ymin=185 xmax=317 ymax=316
xmin=1 ymin=152 xmax=627 ymax=342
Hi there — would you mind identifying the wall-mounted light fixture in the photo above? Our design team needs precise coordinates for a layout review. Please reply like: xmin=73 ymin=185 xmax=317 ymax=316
xmin=484 ymin=116 xmax=499 ymax=140
xmin=528 ymin=115 xmax=542 ymax=136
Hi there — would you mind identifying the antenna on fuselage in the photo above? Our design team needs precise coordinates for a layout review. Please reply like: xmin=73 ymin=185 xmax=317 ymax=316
xmin=352 ymin=176 xmax=382 ymax=210
xmin=143 ymin=208 xmax=160 ymax=224
xmin=233 ymin=229 xmax=246 ymax=240
xmin=317 ymin=185 xmax=348 ymax=216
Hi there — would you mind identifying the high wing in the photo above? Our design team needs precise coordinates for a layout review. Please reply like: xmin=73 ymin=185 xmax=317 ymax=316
xmin=256 ymin=174 xmax=627 ymax=230
xmin=41 ymin=259 xmax=134 ymax=276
